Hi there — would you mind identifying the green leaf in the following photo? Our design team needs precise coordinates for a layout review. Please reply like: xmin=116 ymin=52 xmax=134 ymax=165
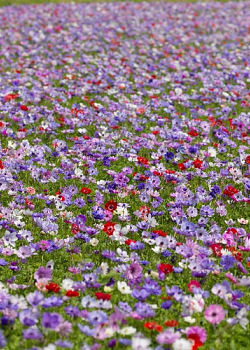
xmin=72 ymin=254 xmax=82 ymax=262
xmin=74 ymin=274 xmax=83 ymax=281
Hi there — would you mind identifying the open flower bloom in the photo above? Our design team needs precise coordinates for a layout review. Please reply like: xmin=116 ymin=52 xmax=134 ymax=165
xmin=204 ymin=304 xmax=226 ymax=324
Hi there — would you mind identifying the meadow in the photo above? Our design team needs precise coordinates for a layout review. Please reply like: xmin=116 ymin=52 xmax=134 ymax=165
xmin=0 ymin=0 xmax=231 ymax=6
xmin=0 ymin=1 xmax=250 ymax=350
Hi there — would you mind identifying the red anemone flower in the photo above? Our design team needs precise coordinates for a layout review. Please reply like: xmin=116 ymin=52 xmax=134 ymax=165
xmin=144 ymin=322 xmax=156 ymax=330
xmin=223 ymin=185 xmax=239 ymax=196
xmin=193 ymin=159 xmax=202 ymax=169
xmin=164 ymin=320 xmax=178 ymax=327
xmin=20 ymin=105 xmax=29 ymax=111
xmin=65 ymin=290 xmax=79 ymax=297
xmin=178 ymin=163 xmax=186 ymax=171
xmin=45 ymin=283 xmax=60 ymax=293
xmin=103 ymin=222 xmax=116 ymax=236
xmin=80 ymin=187 xmax=92 ymax=194
xmin=159 ymin=263 xmax=173 ymax=274
xmin=125 ymin=239 xmax=137 ymax=245
xmin=245 ymin=155 xmax=250 ymax=164
xmin=153 ymin=230 xmax=167 ymax=237
xmin=187 ymin=280 xmax=201 ymax=292
xmin=105 ymin=200 xmax=118 ymax=212
xmin=188 ymin=334 xmax=203 ymax=349
xmin=137 ymin=156 xmax=149 ymax=165
xmin=94 ymin=292 xmax=111 ymax=300
xmin=71 ymin=224 xmax=79 ymax=235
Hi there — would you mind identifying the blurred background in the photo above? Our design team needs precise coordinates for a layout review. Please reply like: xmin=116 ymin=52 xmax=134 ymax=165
xmin=0 ymin=0 xmax=230 ymax=7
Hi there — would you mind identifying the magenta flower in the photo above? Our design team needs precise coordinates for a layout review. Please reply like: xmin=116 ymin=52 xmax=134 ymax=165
xmin=125 ymin=263 xmax=143 ymax=280
xmin=204 ymin=304 xmax=225 ymax=324
xmin=186 ymin=326 xmax=207 ymax=343
xmin=39 ymin=240 xmax=50 ymax=251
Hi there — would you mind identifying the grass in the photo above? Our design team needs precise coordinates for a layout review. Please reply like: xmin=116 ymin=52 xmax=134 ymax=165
xmin=0 ymin=1 xmax=249 ymax=350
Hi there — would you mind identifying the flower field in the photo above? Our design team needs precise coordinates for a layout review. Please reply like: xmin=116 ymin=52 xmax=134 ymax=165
xmin=0 ymin=1 xmax=250 ymax=349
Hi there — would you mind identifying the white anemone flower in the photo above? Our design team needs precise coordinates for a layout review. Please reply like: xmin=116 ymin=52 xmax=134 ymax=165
xmin=131 ymin=334 xmax=152 ymax=350
xmin=119 ymin=327 xmax=137 ymax=335
xmin=110 ymin=224 xmax=130 ymax=244
xmin=61 ymin=278 xmax=74 ymax=290
xmin=117 ymin=281 xmax=131 ymax=294
xmin=172 ymin=338 xmax=192 ymax=350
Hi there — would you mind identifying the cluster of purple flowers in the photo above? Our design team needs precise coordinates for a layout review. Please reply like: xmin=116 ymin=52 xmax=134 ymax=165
xmin=0 ymin=1 xmax=250 ymax=350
